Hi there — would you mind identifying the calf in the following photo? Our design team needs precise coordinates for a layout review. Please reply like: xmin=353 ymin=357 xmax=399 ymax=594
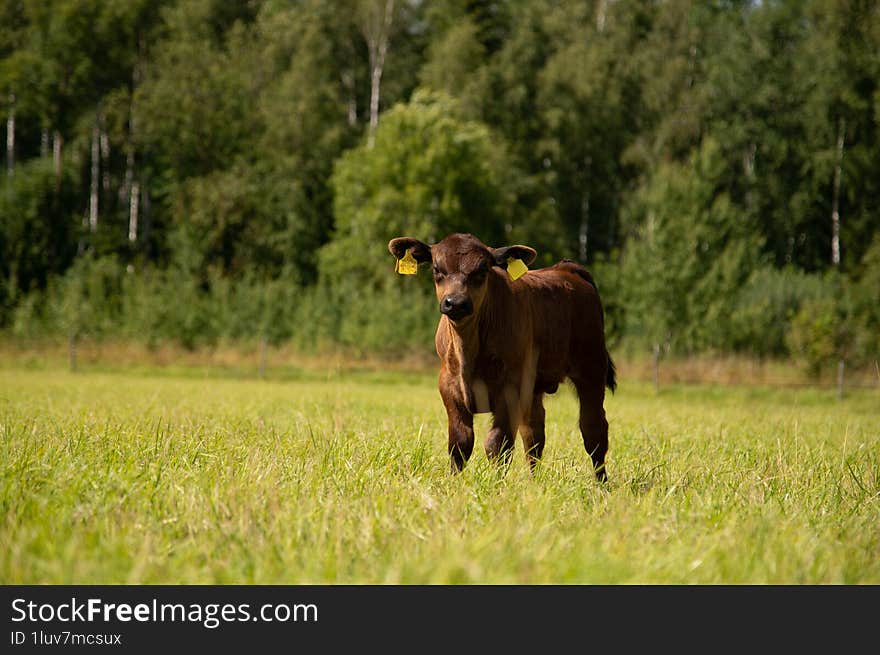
xmin=388 ymin=233 xmax=616 ymax=480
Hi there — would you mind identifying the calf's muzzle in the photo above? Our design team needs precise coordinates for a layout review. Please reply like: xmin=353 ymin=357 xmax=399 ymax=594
xmin=440 ymin=295 xmax=473 ymax=320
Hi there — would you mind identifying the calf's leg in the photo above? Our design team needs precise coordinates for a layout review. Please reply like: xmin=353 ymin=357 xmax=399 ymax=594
xmin=519 ymin=393 xmax=546 ymax=470
xmin=485 ymin=386 xmax=519 ymax=465
xmin=447 ymin=409 xmax=474 ymax=472
xmin=440 ymin=377 xmax=474 ymax=472
xmin=444 ymin=396 xmax=474 ymax=472
xmin=573 ymin=378 xmax=609 ymax=482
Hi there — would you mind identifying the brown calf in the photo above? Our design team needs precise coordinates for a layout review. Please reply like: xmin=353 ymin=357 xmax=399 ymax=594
xmin=388 ymin=233 xmax=616 ymax=480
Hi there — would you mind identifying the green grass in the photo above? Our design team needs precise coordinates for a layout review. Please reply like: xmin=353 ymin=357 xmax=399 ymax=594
xmin=1 ymin=365 xmax=878 ymax=584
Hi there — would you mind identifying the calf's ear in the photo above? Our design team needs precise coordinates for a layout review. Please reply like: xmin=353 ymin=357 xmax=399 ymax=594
xmin=492 ymin=244 xmax=537 ymax=267
xmin=388 ymin=237 xmax=432 ymax=263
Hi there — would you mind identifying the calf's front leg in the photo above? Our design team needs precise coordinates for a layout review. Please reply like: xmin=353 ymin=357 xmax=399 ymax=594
xmin=440 ymin=373 xmax=474 ymax=472
xmin=446 ymin=404 xmax=474 ymax=472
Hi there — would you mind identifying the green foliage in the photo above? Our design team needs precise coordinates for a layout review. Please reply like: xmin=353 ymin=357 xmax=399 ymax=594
xmin=12 ymin=257 xmax=300 ymax=349
xmin=169 ymin=164 xmax=312 ymax=279
xmin=1 ymin=0 xmax=879 ymax=362
xmin=784 ymin=237 xmax=880 ymax=374
xmin=0 ymin=157 xmax=79 ymax=323
xmin=729 ymin=267 xmax=835 ymax=358
xmin=419 ymin=17 xmax=487 ymax=118
xmin=534 ymin=0 xmax=638 ymax=259
xmin=44 ymin=254 xmax=125 ymax=339
xmin=133 ymin=5 xmax=263 ymax=184
xmin=846 ymin=234 xmax=880 ymax=368
xmin=620 ymin=138 xmax=763 ymax=353
xmin=589 ymin=253 xmax=624 ymax=349
xmin=787 ymin=293 xmax=849 ymax=379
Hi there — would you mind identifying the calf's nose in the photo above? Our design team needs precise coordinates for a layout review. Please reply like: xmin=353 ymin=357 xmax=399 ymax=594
xmin=440 ymin=296 xmax=473 ymax=320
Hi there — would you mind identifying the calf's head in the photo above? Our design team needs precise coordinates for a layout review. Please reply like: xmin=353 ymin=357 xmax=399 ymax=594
xmin=388 ymin=233 xmax=537 ymax=322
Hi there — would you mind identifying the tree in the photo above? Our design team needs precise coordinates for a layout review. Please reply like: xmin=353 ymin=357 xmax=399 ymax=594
xmin=134 ymin=6 xmax=263 ymax=186
xmin=257 ymin=1 xmax=363 ymax=283
xmin=620 ymin=138 xmax=764 ymax=362
xmin=0 ymin=156 xmax=78 ymax=324
xmin=419 ymin=16 xmax=487 ymax=118
xmin=358 ymin=0 xmax=397 ymax=145
xmin=786 ymin=272 xmax=852 ymax=393
xmin=848 ymin=233 xmax=880 ymax=369
xmin=316 ymin=90 xmax=519 ymax=351
xmin=537 ymin=1 xmax=638 ymax=261
xmin=797 ymin=0 xmax=880 ymax=271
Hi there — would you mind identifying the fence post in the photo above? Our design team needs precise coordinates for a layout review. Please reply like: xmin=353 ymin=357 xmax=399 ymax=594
xmin=68 ymin=332 xmax=77 ymax=372
xmin=653 ymin=343 xmax=660 ymax=393
xmin=258 ymin=336 xmax=268 ymax=379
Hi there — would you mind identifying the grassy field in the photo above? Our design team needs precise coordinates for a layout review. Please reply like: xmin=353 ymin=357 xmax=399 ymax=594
xmin=1 ymin=363 xmax=878 ymax=584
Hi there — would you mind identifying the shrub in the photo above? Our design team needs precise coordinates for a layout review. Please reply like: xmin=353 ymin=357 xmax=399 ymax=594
xmin=730 ymin=266 xmax=835 ymax=358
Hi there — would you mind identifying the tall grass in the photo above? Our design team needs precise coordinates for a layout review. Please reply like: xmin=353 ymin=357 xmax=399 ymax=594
xmin=1 ymin=365 xmax=878 ymax=583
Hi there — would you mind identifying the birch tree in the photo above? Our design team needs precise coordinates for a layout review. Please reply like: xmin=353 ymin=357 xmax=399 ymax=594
xmin=89 ymin=110 xmax=99 ymax=232
xmin=358 ymin=0 xmax=396 ymax=145
xmin=5 ymin=92 xmax=12 ymax=177
xmin=830 ymin=116 xmax=845 ymax=268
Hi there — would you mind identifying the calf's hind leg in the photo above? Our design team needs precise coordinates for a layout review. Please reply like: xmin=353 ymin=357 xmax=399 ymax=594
xmin=573 ymin=378 xmax=609 ymax=482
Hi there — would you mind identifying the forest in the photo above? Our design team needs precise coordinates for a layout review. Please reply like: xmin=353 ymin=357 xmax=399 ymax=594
xmin=1 ymin=0 xmax=878 ymax=377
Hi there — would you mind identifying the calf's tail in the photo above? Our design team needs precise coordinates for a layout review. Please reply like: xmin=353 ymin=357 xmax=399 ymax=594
xmin=606 ymin=352 xmax=617 ymax=394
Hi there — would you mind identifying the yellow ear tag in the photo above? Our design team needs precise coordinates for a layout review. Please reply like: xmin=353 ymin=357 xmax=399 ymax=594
xmin=395 ymin=248 xmax=418 ymax=275
xmin=507 ymin=257 xmax=528 ymax=281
